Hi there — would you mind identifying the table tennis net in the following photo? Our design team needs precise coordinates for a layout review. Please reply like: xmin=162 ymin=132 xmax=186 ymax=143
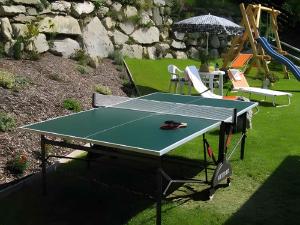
xmin=111 ymin=98 xmax=236 ymax=122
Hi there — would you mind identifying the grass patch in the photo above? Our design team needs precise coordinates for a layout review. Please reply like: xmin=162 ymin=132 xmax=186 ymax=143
xmin=0 ymin=112 xmax=16 ymax=132
xmin=0 ymin=70 xmax=31 ymax=90
xmin=94 ymin=84 xmax=112 ymax=95
xmin=63 ymin=98 xmax=82 ymax=112
xmin=0 ymin=70 xmax=15 ymax=89
xmin=6 ymin=154 xmax=28 ymax=175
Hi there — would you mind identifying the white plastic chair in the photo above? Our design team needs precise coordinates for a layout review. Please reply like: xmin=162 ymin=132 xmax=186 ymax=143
xmin=167 ymin=65 xmax=190 ymax=94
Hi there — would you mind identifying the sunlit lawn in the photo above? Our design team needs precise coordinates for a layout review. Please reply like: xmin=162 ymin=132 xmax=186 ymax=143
xmin=1 ymin=58 xmax=299 ymax=225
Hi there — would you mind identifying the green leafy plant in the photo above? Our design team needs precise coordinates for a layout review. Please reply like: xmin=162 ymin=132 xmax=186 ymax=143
xmin=63 ymin=98 xmax=82 ymax=112
xmin=0 ymin=112 xmax=16 ymax=132
xmin=12 ymin=18 xmax=42 ymax=60
xmin=0 ymin=42 xmax=5 ymax=58
xmin=94 ymin=84 xmax=112 ymax=95
xmin=47 ymin=73 xmax=63 ymax=82
xmin=109 ymin=50 xmax=124 ymax=65
xmin=136 ymin=0 xmax=153 ymax=11
xmin=72 ymin=49 xmax=89 ymax=66
xmin=126 ymin=15 xmax=141 ymax=24
xmin=6 ymin=154 xmax=28 ymax=175
xmin=93 ymin=0 xmax=105 ymax=9
xmin=76 ymin=65 xmax=88 ymax=74
xmin=0 ymin=71 xmax=15 ymax=89
xmin=13 ymin=37 xmax=23 ymax=60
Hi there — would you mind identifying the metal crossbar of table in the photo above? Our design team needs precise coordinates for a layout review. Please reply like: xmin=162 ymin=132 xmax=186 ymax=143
xmin=21 ymin=92 xmax=258 ymax=225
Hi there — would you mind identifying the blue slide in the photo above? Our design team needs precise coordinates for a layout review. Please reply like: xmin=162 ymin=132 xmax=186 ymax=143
xmin=257 ymin=36 xmax=300 ymax=81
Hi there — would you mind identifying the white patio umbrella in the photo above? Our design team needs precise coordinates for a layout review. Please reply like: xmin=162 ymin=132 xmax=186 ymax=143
xmin=173 ymin=14 xmax=243 ymax=35
xmin=173 ymin=14 xmax=244 ymax=54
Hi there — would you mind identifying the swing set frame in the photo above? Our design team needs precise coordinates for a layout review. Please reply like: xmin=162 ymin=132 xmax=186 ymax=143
xmin=222 ymin=3 xmax=289 ymax=79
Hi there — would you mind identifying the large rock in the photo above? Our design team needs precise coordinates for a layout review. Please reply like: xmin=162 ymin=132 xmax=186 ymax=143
xmin=164 ymin=53 xmax=173 ymax=59
xmin=113 ymin=30 xmax=128 ymax=45
xmin=1 ymin=17 xmax=13 ymax=40
xmin=13 ymin=14 xmax=35 ymax=23
xmin=111 ymin=2 xmax=122 ymax=12
xmin=102 ymin=17 xmax=115 ymax=29
xmin=140 ymin=11 xmax=153 ymax=25
xmin=31 ymin=33 xmax=49 ymax=53
xmin=171 ymin=40 xmax=186 ymax=49
xmin=147 ymin=46 xmax=157 ymax=59
xmin=51 ymin=1 xmax=71 ymax=13
xmin=11 ymin=23 xmax=28 ymax=37
xmin=27 ymin=7 xmax=37 ymax=16
xmin=209 ymin=48 xmax=219 ymax=59
xmin=71 ymin=1 xmax=95 ymax=17
xmin=39 ymin=16 xmax=82 ymax=35
xmin=0 ymin=5 xmax=26 ymax=16
xmin=210 ymin=35 xmax=220 ymax=49
xmin=131 ymin=26 xmax=159 ymax=44
xmin=83 ymin=17 xmax=114 ymax=59
xmin=124 ymin=5 xmax=137 ymax=18
xmin=0 ymin=0 xmax=10 ymax=5
xmin=154 ymin=0 xmax=165 ymax=6
xmin=188 ymin=47 xmax=200 ymax=59
xmin=174 ymin=31 xmax=185 ymax=41
xmin=97 ymin=6 xmax=109 ymax=18
xmin=13 ymin=0 xmax=40 ymax=5
xmin=120 ymin=44 xmax=143 ymax=59
xmin=119 ymin=21 xmax=134 ymax=35
xmin=152 ymin=7 xmax=162 ymax=25
xmin=175 ymin=51 xmax=187 ymax=59
xmin=50 ymin=38 xmax=80 ymax=58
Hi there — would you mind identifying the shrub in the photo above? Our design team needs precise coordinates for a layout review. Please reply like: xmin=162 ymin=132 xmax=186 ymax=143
xmin=94 ymin=0 xmax=105 ymax=9
xmin=47 ymin=73 xmax=63 ymax=82
xmin=109 ymin=50 xmax=124 ymax=65
xmin=76 ymin=65 xmax=88 ymax=74
xmin=94 ymin=84 xmax=112 ymax=95
xmin=126 ymin=15 xmax=141 ymax=24
xmin=136 ymin=0 xmax=153 ymax=11
xmin=0 ymin=112 xmax=16 ymax=132
xmin=0 ymin=42 xmax=5 ymax=58
xmin=6 ymin=154 xmax=28 ymax=175
xmin=0 ymin=70 xmax=15 ymax=89
xmin=13 ymin=37 xmax=23 ymax=60
xmin=72 ymin=49 xmax=89 ymax=66
xmin=63 ymin=98 xmax=82 ymax=112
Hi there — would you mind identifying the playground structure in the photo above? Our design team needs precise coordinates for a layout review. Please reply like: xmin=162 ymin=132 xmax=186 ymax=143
xmin=222 ymin=3 xmax=300 ymax=81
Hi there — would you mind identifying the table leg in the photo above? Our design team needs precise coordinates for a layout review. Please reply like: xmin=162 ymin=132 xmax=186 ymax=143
xmin=240 ymin=113 xmax=247 ymax=160
xmin=156 ymin=160 xmax=162 ymax=225
xmin=219 ymin=74 xmax=223 ymax=96
xmin=209 ymin=75 xmax=214 ymax=93
xmin=41 ymin=135 xmax=47 ymax=195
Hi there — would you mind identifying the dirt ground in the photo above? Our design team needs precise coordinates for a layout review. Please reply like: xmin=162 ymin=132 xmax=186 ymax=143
xmin=0 ymin=52 xmax=130 ymax=186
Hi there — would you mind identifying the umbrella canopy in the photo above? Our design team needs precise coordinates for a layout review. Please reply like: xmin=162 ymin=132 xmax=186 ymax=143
xmin=173 ymin=14 xmax=244 ymax=35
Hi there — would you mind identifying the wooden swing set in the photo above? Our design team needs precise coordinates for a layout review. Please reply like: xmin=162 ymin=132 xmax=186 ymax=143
xmin=222 ymin=3 xmax=289 ymax=78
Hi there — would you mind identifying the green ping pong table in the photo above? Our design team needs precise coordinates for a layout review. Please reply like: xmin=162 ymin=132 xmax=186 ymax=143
xmin=21 ymin=92 xmax=258 ymax=225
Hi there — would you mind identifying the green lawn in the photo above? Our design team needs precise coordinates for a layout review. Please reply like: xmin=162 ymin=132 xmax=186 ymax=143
xmin=1 ymin=58 xmax=300 ymax=225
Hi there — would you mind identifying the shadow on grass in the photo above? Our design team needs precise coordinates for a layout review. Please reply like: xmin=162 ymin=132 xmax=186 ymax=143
xmin=223 ymin=155 xmax=300 ymax=225
xmin=0 ymin=154 xmax=209 ymax=225
xmin=135 ymin=85 xmax=161 ymax=96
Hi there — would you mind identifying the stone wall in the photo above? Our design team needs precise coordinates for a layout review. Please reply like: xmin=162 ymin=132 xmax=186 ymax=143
xmin=0 ymin=0 xmax=227 ymax=66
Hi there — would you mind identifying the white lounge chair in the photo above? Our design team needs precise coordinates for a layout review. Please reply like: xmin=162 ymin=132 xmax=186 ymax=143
xmin=228 ymin=69 xmax=292 ymax=106
xmin=185 ymin=66 xmax=238 ymax=100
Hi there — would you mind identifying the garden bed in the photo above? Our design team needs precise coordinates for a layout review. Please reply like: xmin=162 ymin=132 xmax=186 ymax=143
xmin=0 ymin=52 xmax=128 ymax=186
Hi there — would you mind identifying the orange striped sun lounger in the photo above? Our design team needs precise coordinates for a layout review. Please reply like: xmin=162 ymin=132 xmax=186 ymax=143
xmin=231 ymin=54 xmax=253 ymax=68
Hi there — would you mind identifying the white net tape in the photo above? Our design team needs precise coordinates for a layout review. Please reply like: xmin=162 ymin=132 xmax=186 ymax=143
xmin=112 ymin=99 xmax=235 ymax=122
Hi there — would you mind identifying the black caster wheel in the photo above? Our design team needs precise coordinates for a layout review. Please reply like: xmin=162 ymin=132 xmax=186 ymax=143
xmin=227 ymin=177 xmax=231 ymax=186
